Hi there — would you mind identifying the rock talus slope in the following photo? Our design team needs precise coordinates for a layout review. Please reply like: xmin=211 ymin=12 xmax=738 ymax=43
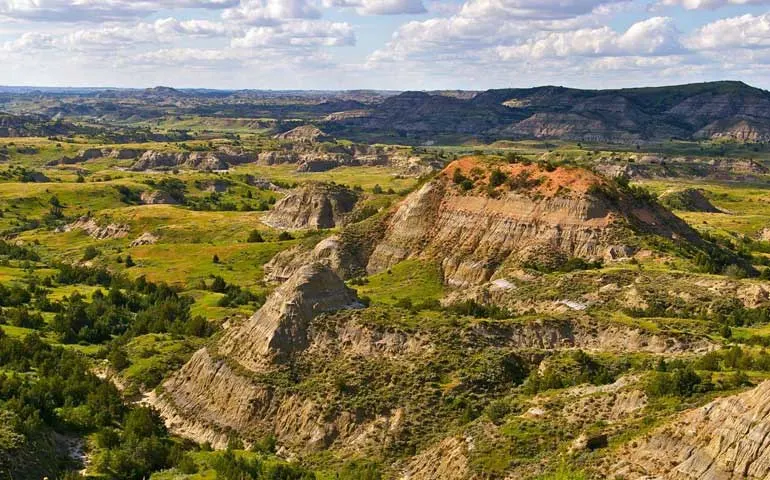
xmin=154 ymin=263 xmax=363 ymax=448
xmin=217 ymin=261 xmax=361 ymax=371
xmin=612 ymin=381 xmax=770 ymax=479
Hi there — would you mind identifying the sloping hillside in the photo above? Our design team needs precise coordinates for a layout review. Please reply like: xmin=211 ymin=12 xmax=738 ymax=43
xmin=329 ymin=81 xmax=770 ymax=143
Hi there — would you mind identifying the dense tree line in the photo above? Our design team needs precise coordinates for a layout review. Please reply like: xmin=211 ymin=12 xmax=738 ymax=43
xmin=0 ymin=264 xmax=212 ymax=343
xmin=0 ymin=330 xmax=178 ymax=479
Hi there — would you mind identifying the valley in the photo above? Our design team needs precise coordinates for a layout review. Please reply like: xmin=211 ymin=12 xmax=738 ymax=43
xmin=2 ymin=83 xmax=770 ymax=479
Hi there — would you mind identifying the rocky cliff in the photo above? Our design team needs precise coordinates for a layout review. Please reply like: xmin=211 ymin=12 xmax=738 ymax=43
xmin=154 ymin=263 xmax=366 ymax=448
xmin=156 ymin=275 xmax=712 ymax=461
xmin=263 ymin=183 xmax=359 ymax=230
xmin=131 ymin=147 xmax=253 ymax=171
xmin=57 ymin=216 xmax=130 ymax=240
xmin=611 ymin=381 xmax=770 ymax=479
xmin=216 ymin=262 xmax=362 ymax=371
xmin=365 ymin=157 xmax=699 ymax=287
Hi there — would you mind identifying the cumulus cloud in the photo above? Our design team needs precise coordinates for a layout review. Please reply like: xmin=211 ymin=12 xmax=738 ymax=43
xmin=657 ymin=0 xmax=770 ymax=10
xmin=230 ymin=20 xmax=355 ymax=47
xmin=497 ymin=17 xmax=681 ymax=60
xmin=367 ymin=0 xmax=630 ymax=64
xmin=1 ymin=32 xmax=55 ymax=51
xmin=323 ymin=0 xmax=426 ymax=15
xmin=685 ymin=13 xmax=770 ymax=50
xmin=130 ymin=47 xmax=246 ymax=67
xmin=456 ymin=0 xmax=628 ymax=21
xmin=0 ymin=0 xmax=238 ymax=22
xmin=1 ymin=18 xmax=236 ymax=54
xmin=222 ymin=0 xmax=322 ymax=25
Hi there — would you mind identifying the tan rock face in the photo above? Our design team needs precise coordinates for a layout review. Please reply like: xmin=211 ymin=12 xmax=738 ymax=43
xmin=400 ymin=436 xmax=473 ymax=480
xmin=218 ymin=262 xmax=361 ymax=371
xmin=274 ymin=125 xmax=329 ymax=142
xmin=59 ymin=216 xmax=130 ymax=240
xmin=131 ymin=148 xmax=252 ymax=171
xmin=140 ymin=190 xmax=179 ymax=205
xmin=130 ymin=232 xmax=159 ymax=247
xmin=366 ymin=157 xmax=698 ymax=287
xmin=257 ymin=142 xmax=440 ymax=176
xmin=263 ymin=183 xmax=359 ymax=230
xmin=612 ymin=381 xmax=770 ymax=479
xmin=264 ymin=235 xmax=359 ymax=282
xmin=154 ymin=263 xmax=390 ymax=451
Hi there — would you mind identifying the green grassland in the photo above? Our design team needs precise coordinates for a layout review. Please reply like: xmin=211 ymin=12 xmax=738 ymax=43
xmin=352 ymin=259 xmax=445 ymax=306
xmin=5 ymin=127 xmax=770 ymax=480
xmin=233 ymin=163 xmax=419 ymax=191
xmin=641 ymin=179 xmax=770 ymax=237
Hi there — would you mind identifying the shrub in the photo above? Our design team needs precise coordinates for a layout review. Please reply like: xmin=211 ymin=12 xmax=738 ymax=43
xmin=247 ymin=230 xmax=265 ymax=243
xmin=489 ymin=169 xmax=507 ymax=187
xmin=278 ymin=231 xmax=294 ymax=241
xmin=453 ymin=169 xmax=467 ymax=184
xmin=82 ymin=246 xmax=100 ymax=261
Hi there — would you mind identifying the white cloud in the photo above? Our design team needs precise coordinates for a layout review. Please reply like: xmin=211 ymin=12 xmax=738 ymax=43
xmin=1 ymin=32 xmax=55 ymax=51
xmin=130 ymin=47 xmax=246 ymax=66
xmin=221 ymin=0 xmax=321 ymax=25
xmin=230 ymin=20 xmax=355 ymax=47
xmin=0 ymin=0 xmax=238 ymax=22
xmin=367 ymin=0 xmax=630 ymax=64
xmin=457 ymin=0 xmax=627 ymax=21
xmin=685 ymin=13 xmax=770 ymax=50
xmin=496 ymin=17 xmax=681 ymax=60
xmin=1 ymin=18 xmax=235 ymax=54
xmin=657 ymin=0 xmax=770 ymax=10
xmin=324 ymin=0 xmax=426 ymax=15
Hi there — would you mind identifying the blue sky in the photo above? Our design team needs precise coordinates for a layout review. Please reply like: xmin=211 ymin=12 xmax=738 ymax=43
xmin=2 ymin=0 xmax=770 ymax=90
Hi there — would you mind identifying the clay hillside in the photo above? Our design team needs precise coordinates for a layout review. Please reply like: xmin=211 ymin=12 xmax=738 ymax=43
xmin=365 ymin=157 xmax=701 ymax=286
xmin=265 ymin=156 xmax=704 ymax=287
xmin=263 ymin=182 xmax=359 ymax=230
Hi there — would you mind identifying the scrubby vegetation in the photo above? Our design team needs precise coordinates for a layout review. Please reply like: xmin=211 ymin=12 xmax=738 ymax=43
xmin=3 ymin=100 xmax=770 ymax=480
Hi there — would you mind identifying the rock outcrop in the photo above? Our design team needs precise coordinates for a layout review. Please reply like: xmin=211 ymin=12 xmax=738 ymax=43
xmin=58 ymin=216 xmax=130 ymax=240
xmin=612 ymin=381 xmax=770 ymax=479
xmin=140 ymin=190 xmax=180 ymax=205
xmin=48 ymin=148 xmax=142 ymax=166
xmin=217 ymin=262 xmax=362 ymax=370
xmin=263 ymin=183 xmax=359 ymax=230
xmin=131 ymin=148 xmax=253 ymax=171
xmin=264 ymin=235 xmax=360 ymax=282
xmin=257 ymin=143 xmax=440 ymax=177
xmin=365 ymin=157 xmax=699 ymax=287
xmin=130 ymin=232 xmax=159 ymax=247
xmin=399 ymin=437 xmax=472 ymax=480
xmin=275 ymin=125 xmax=330 ymax=143
xmin=155 ymin=263 xmax=364 ymax=448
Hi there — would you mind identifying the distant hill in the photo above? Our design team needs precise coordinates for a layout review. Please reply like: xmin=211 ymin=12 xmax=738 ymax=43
xmin=326 ymin=81 xmax=770 ymax=143
xmin=0 ymin=112 xmax=73 ymax=137
xmin=3 ymin=81 xmax=770 ymax=144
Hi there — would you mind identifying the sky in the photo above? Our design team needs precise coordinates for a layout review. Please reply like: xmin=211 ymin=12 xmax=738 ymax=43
xmin=1 ymin=0 xmax=770 ymax=90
